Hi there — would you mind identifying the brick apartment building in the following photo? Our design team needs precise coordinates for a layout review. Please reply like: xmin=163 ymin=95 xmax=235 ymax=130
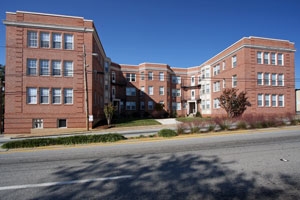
xmin=3 ymin=11 xmax=296 ymax=134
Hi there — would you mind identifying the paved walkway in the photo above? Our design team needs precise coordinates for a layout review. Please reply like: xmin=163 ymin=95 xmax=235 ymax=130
xmin=0 ymin=118 xmax=180 ymax=142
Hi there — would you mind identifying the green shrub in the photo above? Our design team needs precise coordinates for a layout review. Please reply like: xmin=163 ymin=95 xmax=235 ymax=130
xmin=158 ymin=129 xmax=178 ymax=137
xmin=2 ymin=133 xmax=127 ymax=149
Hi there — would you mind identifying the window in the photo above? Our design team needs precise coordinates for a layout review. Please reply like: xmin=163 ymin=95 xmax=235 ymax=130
xmin=148 ymin=72 xmax=153 ymax=80
xmin=148 ymin=86 xmax=153 ymax=95
xmin=40 ymin=60 xmax=49 ymax=76
xmin=271 ymin=53 xmax=276 ymax=65
xmin=58 ymin=119 xmax=67 ymax=128
xmin=277 ymin=53 xmax=283 ymax=65
xmin=64 ymin=34 xmax=73 ymax=50
xmin=140 ymin=72 xmax=144 ymax=80
xmin=271 ymin=74 xmax=277 ymax=86
xmin=257 ymin=52 xmax=262 ymax=64
xmin=264 ymin=73 xmax=270 ymax=86
xmin=265 ymin=94 xmax=270 ymax=107
xmin=191 ymin=90 xmax=195 ymax=99
xmin=52 ymin=88 xmax=61 ymax=104
xmin=213 ymin=65 xmax=220 ymax=76
xmin=176 ymin=89 xmax=181 ymax=97
xmin=27 ymin=88 xmax=37 ymax=104
xmin=202 ymin=100 xmax=205 ymax=110
xmin=126 ymin=87 xmax=136 ymax=96
xmin=258 ymin=94 xmax=263 ymax=107
xmin=64 ymin=88 xmax=73 ymax=104
xmin=140 ymin=102 xmax=145 ymax=110
xmin=111 ymin=71 xmax=116 ymax=83
xmin=206 ymin=100 xmax=210 ymax=109
xmin=213 ymin=81 xmax=220 ymax=92
xmin=27 ymin=59 xmax=37 ymax=75
xmin=140 ymin=86 xmax=145 ymax=96
xmin=205 ymin=68 xmax=210 ymax=78
xmin=214 ymin=99 xmax=220 ymax=109
xmin=278 ymin=95 xmax=284 ymax=107
xmin=198 ymin=75 xmax=201 ymax=84
xmin=159 ymin=72 xmax=164 ymax=81
xmin=64 ymin=61 xmax=73 ymax=77
xmin=52 ymin=33 xmax=62 ymax=49
xmin=222 ymin=61 xmax=226 ymax=70
xmin=112 ymin=86 xmax=116 ymax=98
xmin=206 ymin=84 xmax=210 ymax=93
xmin=257 ymin=72 xmax=263 ymax=85
xmin=159 ymin=86 xmax=164 ymax=95
xmin=191 ymin=76 xmax=195 ymax=85
xmin=126 ymin=101 xmax=136 ymax=110
xmin=272 ymin=94 xmax=277 ymax=107
xmin=232 ymin=55 xmax=237 ymax=68
xmin=223 ymin=79 xmax=226 ymax=88
xmin=40 ymin=88 xmax=49 ymax=104
xmin=40 ymin=32 xmax=50 ymax=48
xmin=148 ymin=101 xmax=154 ymax=110
xmin=232 ymin=75 xmax=237 ymax=87
xmin=172 ymin=102 xmax=177 ymax=111
xmin=33 ymin=119 xmax=43 ymax=129
xmin=176 ymin=102 xmax=181 ymax=110
xmin=264 ymin=52 xmax=269 ymax=64
xmin=278 ymin=74 xmax=284 ymax=86
xmin=172 ymin=89 xmax=176 ymax=97
xmin=126 ymin=73 xmax=136 ymax=82
xmin=28 ymin=31 xmax=38 ymax=47
xmin=172 ymin=76 xmax=181 ymax=84
xmin=52 ymin=60 xmax=61 ymax=76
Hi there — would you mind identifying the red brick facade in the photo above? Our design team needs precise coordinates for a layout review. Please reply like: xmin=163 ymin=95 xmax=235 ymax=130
xmin=4 ymin=11 xmax=296 ymax=134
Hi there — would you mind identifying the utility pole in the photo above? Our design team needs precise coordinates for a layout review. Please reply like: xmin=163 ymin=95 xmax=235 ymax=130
xmin=83 ymin=44 xmax=89 ymax=131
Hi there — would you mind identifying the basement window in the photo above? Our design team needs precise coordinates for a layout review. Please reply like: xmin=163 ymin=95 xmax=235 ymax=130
xmin=33 ymin=119 xmax=43 ymax=129
xmin=58 ymin=119 xmax=67 ymax=128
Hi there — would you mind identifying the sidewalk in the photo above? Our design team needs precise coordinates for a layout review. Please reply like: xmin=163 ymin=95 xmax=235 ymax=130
xmin=0 ymin=118 xmax=180 ymax=142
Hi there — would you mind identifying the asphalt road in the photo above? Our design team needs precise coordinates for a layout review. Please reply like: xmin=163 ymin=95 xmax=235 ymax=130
xmin=0 ymin=128 xmax=300 ymax=200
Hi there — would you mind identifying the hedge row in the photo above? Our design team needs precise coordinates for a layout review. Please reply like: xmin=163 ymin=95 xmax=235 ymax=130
xmin=2 ymin=133 xmax=127 ymax=149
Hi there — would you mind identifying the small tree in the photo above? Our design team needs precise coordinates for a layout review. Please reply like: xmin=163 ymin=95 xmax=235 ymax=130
xmin=218 ymin=88 xmax=251 ymax=118
xmin=104 ymin=103 xmax=115 ymax=127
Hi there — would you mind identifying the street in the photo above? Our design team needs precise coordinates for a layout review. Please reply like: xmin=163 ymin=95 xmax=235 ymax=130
xmin=1 ymin=128 xmax=300 ymax=199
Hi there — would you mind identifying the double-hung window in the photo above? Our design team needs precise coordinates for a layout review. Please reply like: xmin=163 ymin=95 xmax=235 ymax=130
xmin=27 ymin=59 xmax=37 ymax=76
xmin=148 ymin=72 xmax=153 ymax=80
xmin=126 ymin=73 xmax=136 ymax=82
xmin=40 ymin=88 xmax=49 ymax=104
xmin=232 ymin=75 xmax=237 ymax=87
xmin=272 ymin=94 xmax=277 ymax=107
xmin=257 ymin=52 xmax=262 ymax=64
xmin=27 ymin=88 xmax=37 ymax=104
xmin=278 ymin=95 xmax=284 ymax=107
xmin=265 ymin=94 xmax=270 ymax=107
xmin=52 ymin=60 xmax=61 ymax=76
xmin=64 ymin=34 xmax=74 ymax=50
xmin=271 ymin=53 xmax=276 ymax=65
xmin=159 ymin=72 xmax=164 ymax=81
xmin=264 ymin=73 xmax=270 ymax=86
xmin=277 ymin=53 xmax=283 ymax=65
xmin=28 ymin=31 xmax=38 ymax=47
xmin=52 ymin=33 xmax=62 ymax=49
xmin=148 ymin=101 xmax=154 ymax=110
xmin=232 ymin=55 xmax=237 ymax=68
xmin=148 ymin=86 xmax=153 ymax=95
xmin=264 ymin=52 xmax=269 ymax=64
xmin=159 ymin=86 xmax=164 ymax=95
xmin=271 ymin=74 xmax=277 ymax=86
xmin=126 ymin=87 xmax=136 ymax=96
xmin=278 ymin=74 xmax=284 ymax=86
xmin=257 ymin=94 xmax=263 ymax=107
xmin=40 ymin=32 xmax=50 ymax=48
xmin=64 ymin=88 xmax=73 ymax=104
xmin=52 ymin=88 xmax=61 ymax=104
xmin=40 ymin=60 xmax=49 ymax=76
xmin=64 ymin=61 xmax=73 ymax=77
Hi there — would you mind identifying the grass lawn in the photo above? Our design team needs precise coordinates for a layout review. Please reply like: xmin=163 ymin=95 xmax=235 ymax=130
xmin=113 ymin=118 xmax=161 ymax=127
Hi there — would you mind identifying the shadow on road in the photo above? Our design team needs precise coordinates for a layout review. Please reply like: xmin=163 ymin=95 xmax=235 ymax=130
xmin=32 ymin=154 xmax=299 ymax=200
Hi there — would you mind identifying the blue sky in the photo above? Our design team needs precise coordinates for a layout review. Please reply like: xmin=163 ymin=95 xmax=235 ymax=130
xmin=1 ymin=0 xmax=299 ymax=86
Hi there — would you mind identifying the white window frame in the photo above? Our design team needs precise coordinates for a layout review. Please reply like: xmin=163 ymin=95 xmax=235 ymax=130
xmin=148 ymin=86 xmax=154 ymax=95
xmin=272 ymin=94 xmax=277 ymax=107
xmin=27 ymin=88 xmax=37 ymax=104
xmin=232 ymin=75 xmax=237 ymax=87
xmin=52 ymin=60 xmax=62 ymax=76
xmin=64 ymin=88 xmax=73 ymax=104
xmin=271 ymin=52 xmax=276 ymax=65
xmin=278 ymin=74 xmax=284 ymax=86
xmin=278 ymin=94 xmax=284 ymax=107
xmin=33 ymin=119 xmax=43 ymax=129
xmin=52 ymin=88 xmax=61 ymax=104
xmin=52 ymin=33 xmax=62 ymax=49
xmin=159 ymin=86 xmax=164 ymax=95
xmin=264 ymin=52 xmax=269 ymax=64
xmin=257 ymin=51 xmax=262 ymax=64
xmin=64 ymin=34 xmax=74 ymax=50
xmin=40 ymin=88 xmax=49 ymax=104
xmin=232 ymin=55 xmax=237 ymax=68
xmin=40 ymin=59 xmax=49 ymax=76
xmin=271 ymin=74 xmax=277 ymax=86
xmin=264 ymin=73 xmax=270 ymax=86
xmin=126 ymin=73 xmax=136 ymax=82
xmin=265 ymin=94 xmax=270 ymax=107
xmin=148 ymin=72 xmax=153 ymax=80
xmin=64 ymin=61 xmax=73 ymax=77
xmin=40 ymin=32 xmax=50 ymax=48
xmin=27 ymin=59 xmax=37 ymax=76
xmin=277 ymin=53 xmax=283 ymax=66
xmin=258 ymin=94 xmax=263 ymax=107
xmin=159 ymin=72 xmax=164 ymax=81
xmin=28 ymin=31 xmax=38 ymax=47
